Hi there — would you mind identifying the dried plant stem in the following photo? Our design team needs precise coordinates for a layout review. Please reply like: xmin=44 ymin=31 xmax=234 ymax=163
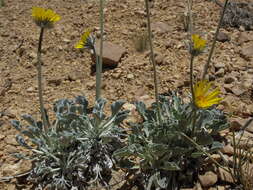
xmin=37 ymin=28 xmax=48 ymax=131
xmin=97 ymin=0 xmax=104 ymax=100
xmin=144 ymin=0 xmax=161 ymax=122
xmin=201 ymin=0 xmax=229 ymax=80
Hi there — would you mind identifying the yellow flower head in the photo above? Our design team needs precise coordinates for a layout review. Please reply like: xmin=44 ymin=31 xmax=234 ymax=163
xmin=191 ymin=34 xmax=206 ymax=55
xmin=32 ymin=7 xmax=61 ymax=28
xmin=193 ymin=80 xmax=222 ymax=109
xmin=75 ymin=30 xmax=91 ymax=49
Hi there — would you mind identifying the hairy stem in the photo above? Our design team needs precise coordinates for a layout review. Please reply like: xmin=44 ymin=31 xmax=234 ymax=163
xmin=201 ymin=0 xmax=229 ymax=80
xmin=190 ymin=55 xmax=195 ymax=104
xmin=97 ymin=0 xmax=104 ymax=100
xmin=37 ymin=28 xmax=48 ymax=131
xmin=144 ymin=0 xmax=161 ymax=122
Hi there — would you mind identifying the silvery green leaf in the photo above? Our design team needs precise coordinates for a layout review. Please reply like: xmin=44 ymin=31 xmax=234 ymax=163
xmin=11 ymin=153 xmax=31 ymax=160
xmin=114 ymin=110 xmax=129 ymax=124
xmin=22 ymin=114 xmax=37 ymax=127
xmin=159 ymin=162 xmax=180 ymax=171
xmin=111 ymin=100 xmax=125 ymax=116
xmin=75 ymin=96 xmax=88 ymax=113
xmin=210 ymin=141 xmax=223 ymax=152
xmin=16 ymin=135 xmax=32 ymax=149
xmin=93 ymin=98 xmax=106 ymax=120
xmin=114 ymin=148 xmax=132 ymax=157
xmin=11 ymin=120 xmax=22 ymax=131
xmin=135 ymin=101 xmax=147 ymax=120
xmin=196 ymin=131 xmax=213 ymax=146
xmin=22 ymin=130 xmax=35 ymax=138
xmin=155 ymin=172 xmax=169 ymax=188
xmin=191 ymin=151 xmax=203 ymax=158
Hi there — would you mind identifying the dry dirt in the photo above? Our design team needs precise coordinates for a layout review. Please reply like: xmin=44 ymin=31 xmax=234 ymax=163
xmin=0 ymin=0 xmax=253 ymax=189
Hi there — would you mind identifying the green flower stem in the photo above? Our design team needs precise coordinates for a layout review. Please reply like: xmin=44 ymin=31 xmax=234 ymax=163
xmin=144 ymin=0 xmax=161 ymax=122
xmin=201 ymin=0 xmax=229 ymax=80
xmin=93 ymin=46 xmax=100 ymax=101
xmin=97 ymin=0 xmax=104 ymax=100
xmin=180 ymin=132 xmax=230 ymax=173
xmin=37 ymin=27 xmax=48 ymax=131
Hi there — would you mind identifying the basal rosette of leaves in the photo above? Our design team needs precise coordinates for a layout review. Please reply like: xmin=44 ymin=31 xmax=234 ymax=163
xmin=11 ymin=96 xmax=129 ymax=190
xmin=114 ymin=93 xmax=229 ymax=190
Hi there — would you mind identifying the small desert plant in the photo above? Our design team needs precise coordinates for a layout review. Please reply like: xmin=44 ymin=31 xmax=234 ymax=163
xmin=114 ymin=0 xmax=230 ymax=189
xmin=11 ymin=96 xmax=129 ymax=189
xmin=115 ymin=94 xmax=228 ymax=189
xmin=6 ymin=3 xmax=130 ymax=189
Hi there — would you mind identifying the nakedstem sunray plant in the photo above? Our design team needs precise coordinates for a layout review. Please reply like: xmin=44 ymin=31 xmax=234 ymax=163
xmin=114 ymin=1 xmax=229 ymax=190
xmin=32 ymin=7 xmax=61 ymax=131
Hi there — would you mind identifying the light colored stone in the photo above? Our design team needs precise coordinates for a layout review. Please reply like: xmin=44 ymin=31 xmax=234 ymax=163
xmin=151 ymin=22 xmax=173 ymax=34
xmin=217 ymin=31 xmax=230 ymax=42
xmin=4 ymin=135 xmax=19 ymax=146
xmin=218 ymin=167 xmax=234 ymax=183
xmin=2 ymin=160 xmax=32 ymax=176
xmin=231 ymin=86 xmax=246 ymax=96
xmin=240 ymin=44 xmax=253 ymax=61
xmin=198 ymin=171 xmax=218 ymax=187
xmin=221 ymin=144 xmax=234 ymax=156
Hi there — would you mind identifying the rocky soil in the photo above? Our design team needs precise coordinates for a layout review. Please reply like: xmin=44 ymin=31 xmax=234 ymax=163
xmin=0 ymin=0 xmax=253 ymax=189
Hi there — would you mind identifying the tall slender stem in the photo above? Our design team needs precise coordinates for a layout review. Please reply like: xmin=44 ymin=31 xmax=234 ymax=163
xmin=201 ymin=0 xmax=229 ymax=80
xmin=37 ymin=27 xmax=48 ymax=131
xmin=190 ymin=55 xmax=195 ymax=104
xmin=144 ymin=0 xmax=161 ymax=122
xmin=97 ymin=0 xmax=104 ymax=100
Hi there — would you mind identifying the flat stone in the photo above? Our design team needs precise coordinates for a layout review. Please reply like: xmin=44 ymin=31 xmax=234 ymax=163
xmin=198 ymin=171 xmax=218 ymax=187
xmin=4 ymin=135 xmax=19 ymax=146
xmin=151 ymin=22 xmax=173 ymax=34
xmin=217 ymin=32 xmax=230 ymax=42
xmin=214 ymin=63 xmax=225 ymax=69
xmin=221 ymin=144 xmax=234 ymax=156
xmin=240 ymin=44 xmax=253 ymax=60
xmin=218 ymin=167 xmax=234 ymax=183
xmin=67 ymin=71 xmax=83 ymax=81
xmin=230 ymin=117 xmax=247 ymax=131
xmin=238 ymin=32 xmax=253 ymax=44
xmin=231 ymin=86 xmax=246 ymax=96
xmin=1 ymin=160 xmax=32 ymax=176
xmin=92 ymin=41 xmax=127 ymax=67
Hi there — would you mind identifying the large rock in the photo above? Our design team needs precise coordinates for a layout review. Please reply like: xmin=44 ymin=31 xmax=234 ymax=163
xmin=92 ymin=41 xmax=127 ymax=67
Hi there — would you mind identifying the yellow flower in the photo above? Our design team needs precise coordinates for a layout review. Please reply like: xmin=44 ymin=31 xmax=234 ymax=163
xmin=75 ymin=30 xmax=91 ymax=49
xmin=193 ymin=80 xmax=222 ymax=109
xmin=191 ymin=34 xmax=206 ymax=54
xmin=32 ymin=7 xmax=61 ymax=28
